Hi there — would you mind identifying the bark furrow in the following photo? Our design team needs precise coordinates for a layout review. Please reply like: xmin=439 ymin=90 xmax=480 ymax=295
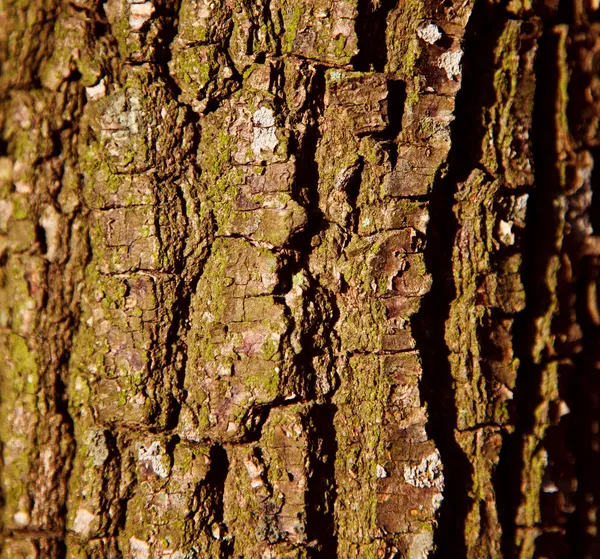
xmin=0 ymin=0 xmax=599 ymax=558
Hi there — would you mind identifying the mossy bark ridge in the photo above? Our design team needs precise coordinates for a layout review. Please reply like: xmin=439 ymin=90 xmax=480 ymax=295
xmin=0 ymin=0 xmax=599 ymax=557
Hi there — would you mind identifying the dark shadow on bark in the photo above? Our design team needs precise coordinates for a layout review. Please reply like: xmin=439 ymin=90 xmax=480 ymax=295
xmin=495 ymin=26 xmax=568 ymax=557
xmin=352 ymin=0 xmax=398 ymax=72
xmin=283 ymin=66 xmax=340 ymax=556
xmin=206 ymin=443 xmax=229 ymax=517
xmin=205 ymin=443 xmax=234 ymax=556
xmin=535 ymin=360 xmax=577 ymax=559
xmin=386 ymin=79 xmax=405 ymax=144
xmin=286 ymin=67 xmax=327 ymax=259
xmin=160 ymin=187 xmax=213 ymax=431
xmin=413 ymin=2 xmax=508 ymax=557
xmin=376 ymin=79 xmax=405 ymax=168
xmin=564 ymin=136 xmax=600 ymax=556
xmin=145 ymin=6 xmax=212 ymax=429
xmin=591 ymin=147 xmax=600 ymax=233
xmin=571 ymin=258 xmax=600 ymax=558
xmin=286 ymin=63 xmax=340 ymax=391
xmin=305 ymin=404 xmax=338 ymax=558
xmin=346 ymin=159 xmax=364 ymax=235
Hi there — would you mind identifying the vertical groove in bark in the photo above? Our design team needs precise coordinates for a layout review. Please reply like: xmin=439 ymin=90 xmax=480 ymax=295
xmin=2 ymin=0 xmax=600 ymax=557
xmin=419 ymin=1 xmax=551 ymax=556
xmin=494 ymin=22 xmax=565 ymax=558
xmin=529 ymin=12 xmax=600 ymax=558
xmin=413 ymin=1 xmax=505 ymax=553
xmin=0 ymin=1 xmax=90 ymax=556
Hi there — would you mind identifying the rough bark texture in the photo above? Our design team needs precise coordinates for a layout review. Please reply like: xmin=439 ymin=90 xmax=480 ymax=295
xmin=1 ymin=0 xmax=599 ymax=557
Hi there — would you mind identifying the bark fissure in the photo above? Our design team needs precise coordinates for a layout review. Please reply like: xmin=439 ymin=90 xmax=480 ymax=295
xmin=415 ymin=4 xmax=508 ymax=556
xmin=2 ymin=0 xmax=600 ymax=557
xmin=495 ymin=23 xmax=565 ymax=556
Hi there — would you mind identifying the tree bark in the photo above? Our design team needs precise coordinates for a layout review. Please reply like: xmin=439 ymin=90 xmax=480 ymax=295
xmin=0 ymin=0 xmax=599 ymax=557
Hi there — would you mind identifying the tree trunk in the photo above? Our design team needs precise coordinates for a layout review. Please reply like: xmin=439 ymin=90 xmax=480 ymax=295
xmin=1 ymin=0 xmax=598 ymax=557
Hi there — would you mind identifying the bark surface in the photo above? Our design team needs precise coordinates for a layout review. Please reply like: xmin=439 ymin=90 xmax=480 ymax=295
xmin=0 ymin=0 xmax=599 ymax=557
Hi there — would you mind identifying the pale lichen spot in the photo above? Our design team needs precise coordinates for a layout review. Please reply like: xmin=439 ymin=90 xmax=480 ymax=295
xmin=514 ymin=193 xmax=529 ymax=222
xmin=260 ymin=270 xmax=279 ymax=291
xmin=39 ymin=205 xmax=61 ymax=262
xmin=85 ymin=78 xmax=106 ymax=101
xmin=0 ymin=200 xmax=13 ymax=231
xmin=195 ymin=0 xmax=211 ymax=18
xmin=432 ymin=491 xmax=443 ymax=511
xmin=129 ymin=537 xmax=150 ymax=559
xmin=418 ymin=210 xmax=430 ymax=232
xmin=498 ymin=384 xmax=514 ymax=401
xmin=226 ymin=421 xmax=238 ymax=433
xmin=41 ymin=448 xmax=53 ymax=474
xmin=409 ymin=529 xmax=435 ymax=559
xmin=13 ymin=511 xmax=30 ymax=527
xmin=417 ymin=23 xmax=442 ymax=45
xmin=558 ymin=400 xmax=570 ymax=417
xmin=252 ymin=128 xmax=279 ymax=156
xmin=244 ymin=459 xmax=264 ymax=489
xmin=217 ymin=362 xmax=232 ymax=376
xmin=0 ymin=157 xmax=12 ymax=183
xmin=85 ymin=429 xmax=110 ymax=467
xmin=376 ymin=464 xmax=389 ymax=479
xmin=126 ymin=96 xmax=141 ymax=133
xmin=403 ymin=451 xmax=444 ymax=491
xmin=252 ymin=107 xmax=278 ymax=156
xmin=129 ymin=2 xmax=154 ymax=31
xmin=202 ymin=311 xmax=215 ymax=323
xmin=72 ymin=508 xmax=97 ymax=538
xmin=543 ymin=480 xmax=559 ymax=493
xmin=138 ymin=441 xmax=169 ymax=478
xmin=332 ymin=18 xmax=354 ymax=42
xmin=262 ymin=548 xmax=278 ymax=559
xmin=498 ymin=219 xmax=515 ymax=245
xmin=13 ymin=161 xmax=31 ymax=193
xmin=253 ymin=106 xmax=275 ymax=128
xmin=438 ymin=51 xmax=463 ymax=81
xmin=14 ymin=104 xmax=32 ymax=129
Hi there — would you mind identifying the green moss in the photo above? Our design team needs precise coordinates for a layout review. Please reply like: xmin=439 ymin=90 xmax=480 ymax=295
xmin=0 ymin=332 xmax=41 ymax=526
xmin=481 ymin=21 xmax=521 ymax=178
xmin=76 ymin=52 xmax=102 ymax=87
xmin=405 ymin=76 xmax=421 ymax=108
xmin=6 ymin=334 xmax=39 ymax=394
xmin=417 ymin=117 xmax=436 ymax=139
xmin=171 ymin=46 xmax=216 ymax=99
xmin=386 ymin=0 xmax=425 ymax=77
xmin=335 ymin=35 xmax=347 ymax=58
xmin=12 ymin=130 xmax=36 ymax=166
xmin=555 ymin=25 xmax=569 ymax=187
xmin=283 ymin=5 xmax=304 ymax=53
xmin=332 ymin=355 xmax=393 ymax=549
xmin=244 ymin=363 xmax=280 ymax=401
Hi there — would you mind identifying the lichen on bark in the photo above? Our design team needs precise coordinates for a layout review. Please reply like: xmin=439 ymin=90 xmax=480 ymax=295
xmin=1 ymin=0 xmax=600 ymax=558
